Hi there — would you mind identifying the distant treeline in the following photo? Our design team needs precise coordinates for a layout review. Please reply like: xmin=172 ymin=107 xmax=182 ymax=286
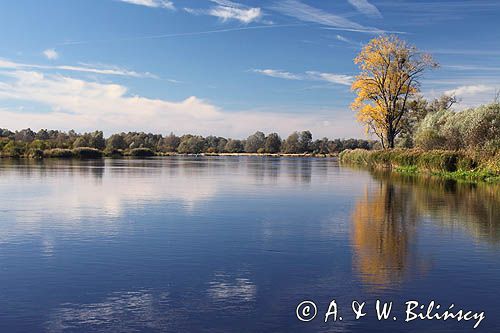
xmin=0 ymin=128 xmax=378 ymax=158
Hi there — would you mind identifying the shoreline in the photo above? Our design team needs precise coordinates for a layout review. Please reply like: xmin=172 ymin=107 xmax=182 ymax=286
xmin=339 ymin=149 xmax=500 ymax=183
xmin=0 ymin=150 xmax=338 ymax=159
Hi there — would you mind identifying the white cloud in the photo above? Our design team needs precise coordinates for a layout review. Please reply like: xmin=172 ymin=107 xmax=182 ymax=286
xmin=348 ymin=0 xmax=382 ymax=18
xmin=185 ymin=0 xmax=263 ymax=24
xmin=0 ymin=70 xmax=364 ymax=138
xmin=252 ymin=69 xmax=301 ymax=80
xmin=334 ymin=34 xmax=360 ymax=47
xmin=253 ymin=68 xmax=353 ymax=86
xmin=443 ymin=84 xmax=497 ymax=109
xmin=117 ymin=0 xmax=174 ymax=10
xmin=270 ymin=0 xmax=382 ymax=33
xmin=336 ymin=34 xmax=350 ymax=43
xmin=43 ymin=49 xmax=59 ymax=60
xmin=306 ymin=71 xmax=354 ymax=86
xmin=445 ymin=84 xmax=495 ymax=97
xmin=0 ymin=58 xmax=157 ymax=78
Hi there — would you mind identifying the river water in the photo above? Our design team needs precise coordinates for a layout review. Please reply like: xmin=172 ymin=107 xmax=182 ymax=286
xmin=0 ymin=157 xmax=499 ymax=332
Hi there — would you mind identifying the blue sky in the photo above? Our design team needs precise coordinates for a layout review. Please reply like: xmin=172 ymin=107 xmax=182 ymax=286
xmin=0 ymin=0 xmax=499 ymax=138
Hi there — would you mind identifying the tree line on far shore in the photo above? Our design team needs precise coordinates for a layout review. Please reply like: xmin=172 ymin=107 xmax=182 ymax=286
xmin=0 ymin=128 xmax=378 ymax=158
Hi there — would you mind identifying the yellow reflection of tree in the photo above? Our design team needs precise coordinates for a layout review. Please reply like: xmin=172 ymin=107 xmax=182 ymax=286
xmin=351 ymin=182 xmax=417 ymax=289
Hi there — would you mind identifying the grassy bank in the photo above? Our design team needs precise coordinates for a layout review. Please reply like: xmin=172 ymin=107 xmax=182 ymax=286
xmin=339 ymin=149 xmax=500 ymax=183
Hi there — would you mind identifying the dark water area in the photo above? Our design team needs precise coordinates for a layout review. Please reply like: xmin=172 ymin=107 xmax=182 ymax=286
xmin=0 ymin=157 xmax=499 ymax=332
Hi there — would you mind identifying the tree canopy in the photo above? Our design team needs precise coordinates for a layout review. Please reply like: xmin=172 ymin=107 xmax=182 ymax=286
xmin=351 ymin=35 xmax=438 ymax=148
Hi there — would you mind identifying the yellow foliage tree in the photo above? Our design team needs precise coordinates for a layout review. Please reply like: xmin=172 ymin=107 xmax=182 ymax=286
xmin=351 ymin=35 xmax=437 ymax=148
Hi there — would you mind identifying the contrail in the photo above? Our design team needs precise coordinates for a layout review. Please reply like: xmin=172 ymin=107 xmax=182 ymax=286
xmin=57 ymin=23 xmax=308 ymax=46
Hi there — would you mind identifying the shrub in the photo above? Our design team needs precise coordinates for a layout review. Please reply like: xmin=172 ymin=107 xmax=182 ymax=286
xmin=44 ymin=148 xmax=74 ymax=158
xmin=415 ymin=103 xmax=500 ymax=151
xmin=72 ymin=147 xmax=103 ymax=159
xmin=104 ymin=148 xmax=124 ymax=157
xmin=129 ymin=148 xmax=155 ymax=157
xmin=29 ymin=149 xmax=44 ymax=159
xmin=2 ymin=141 xmax=26 ymax=157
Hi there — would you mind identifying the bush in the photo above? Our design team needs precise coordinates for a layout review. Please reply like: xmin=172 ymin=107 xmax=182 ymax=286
xmin=415 ymin=103 xmax=500 ymax=151
xmin=104 ymin=148 xmax=124 ymax=157
xmin=44 ymin=148 xmax=74 ymax=158
xmin=129 ymin=148 xmax=155 ymax=157
xmin=72 ymin=147 xmax=103 ymax=159
xmin=2 ymin=141 xmax=26 ymax=157
xmin=29 ymin=149 xmax=44 ymax=159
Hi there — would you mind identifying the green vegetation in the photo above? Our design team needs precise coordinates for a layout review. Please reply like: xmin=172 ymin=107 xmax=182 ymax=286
xmin=72 ymin=147 xmax=103 ymax=159
xmin=43 ymin=148 xmax=74 ymax=158
xmin=414 ymin=103 xmax=500 ymax=152
xmin=128 ymin=148 xmax=155 ymax=157
xmin=340 ymin=148 xmax=500 ymax=183
xmin=345 ymin=35 xmax=499 ymax=183
xmin=0 ymin=128 xmax=376 ymax=159
xmin=340 ymin=99 xmax=500 ymax=183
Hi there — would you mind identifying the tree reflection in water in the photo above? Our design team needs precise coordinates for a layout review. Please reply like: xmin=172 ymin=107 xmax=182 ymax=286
xmin=351 ymin=181 xmax=419 ymax=289
xmin=351 ymin=171 xmax=500 ymax=290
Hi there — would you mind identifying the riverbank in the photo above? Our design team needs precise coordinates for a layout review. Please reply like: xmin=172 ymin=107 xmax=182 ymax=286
xmin=0 ymin=147 xmax=337 ymax=159
xmin=339 ymin=149 xmax=500 ymax=183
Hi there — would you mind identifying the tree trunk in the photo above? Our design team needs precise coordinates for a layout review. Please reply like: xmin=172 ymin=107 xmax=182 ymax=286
xmin=386 ymin=128 xmax=395 ymax=149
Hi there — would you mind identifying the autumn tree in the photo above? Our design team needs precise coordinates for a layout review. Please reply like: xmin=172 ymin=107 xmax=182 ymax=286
xmin=351 ymin=35 xmax=438 ymax=148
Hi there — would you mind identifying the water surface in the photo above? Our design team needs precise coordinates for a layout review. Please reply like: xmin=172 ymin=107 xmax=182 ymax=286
xmin=0 ymin=157 xmax=499 ymax=332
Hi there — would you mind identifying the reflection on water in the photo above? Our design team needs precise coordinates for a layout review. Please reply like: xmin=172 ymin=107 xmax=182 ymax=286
xmin=351 ymin=182 xmax=419 ymax=289
xmin=208 ymin=272 xmax=257 ymax=304
xmin=0 ymin=157 xmax=499 ymax=332
xmin=352 ymin=171 xmax=500 ymax=290
xmin=46 ymin=290 xmax=171 ymax=333
xmin=370 ymin=171 xmax=500 ymax=244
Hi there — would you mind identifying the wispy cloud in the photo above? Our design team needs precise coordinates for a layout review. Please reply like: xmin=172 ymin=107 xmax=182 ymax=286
xmin=270 ymin=0 xmax=383 ymax=33
xmin=306 ymin=71 xmax=354 ymax=86
xmin=43 ymin=49 xmax=59 ymax=60
xmin=185 ymin=0 xmax=263 ymax=24
xmin=444 ymin=64 xmax=500 ymax=71
xmin=58 ymin=24 xmax=305 ymax=46
xmin=427 ymin=49 xmax=500 ymax=56
xmin=252 ymin=69 xmax=301 ymax=80
xmin=348 ymin=0 xmax=382 ymax=18
xmin=336 ymin=34 xmax=350 ymax=43
xmin=334 ymin=34 xmax=361 ymax=47
xmin=117 ymin=0 xmax=175 ymax=10
xmin=0 ymin=58 xmax=157 ymax=78
xmin=253 ymin=68 xmax=353 ymax=86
